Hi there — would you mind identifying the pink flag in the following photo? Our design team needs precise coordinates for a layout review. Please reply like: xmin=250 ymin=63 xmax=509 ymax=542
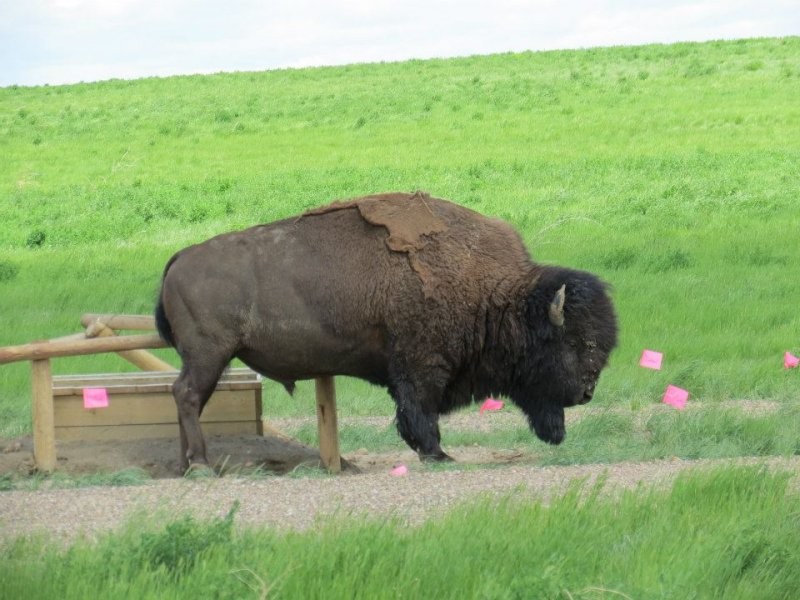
xmin=662 ymin=385 xmax=689 ymax=410
xmin=83 ymin=388 xmax=109 ymax=409
xmin=639 ymin=350 xmax=663 ymax=370
xmin=784 ymin=352 xmax=799 ymax=369
xmin=390 ymin=464 xmax=408 ymax=477
xmin=479 ymin=397 xmax=504 ymax=413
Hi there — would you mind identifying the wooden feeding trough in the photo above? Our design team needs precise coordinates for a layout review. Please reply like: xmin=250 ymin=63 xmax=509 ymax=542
xmin=51 ymin=369 xmax=263 ymax=441
xmin=0 ymin=314 xmax=341 ymax=474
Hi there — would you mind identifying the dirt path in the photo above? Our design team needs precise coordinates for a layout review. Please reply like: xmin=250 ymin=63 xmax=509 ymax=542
xmin=3 ymin=453 xmax=800 ymax=544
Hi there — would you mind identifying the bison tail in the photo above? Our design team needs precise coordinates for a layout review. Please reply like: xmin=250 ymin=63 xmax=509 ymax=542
xmin=154 ymin=295 xmax=175 ymax=347
xmin=154 ymin=253 xmax=180 ymax=348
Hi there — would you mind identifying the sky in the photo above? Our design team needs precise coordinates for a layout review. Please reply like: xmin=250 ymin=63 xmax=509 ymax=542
xmin=1 ymin=0 xmax=798 ymax=87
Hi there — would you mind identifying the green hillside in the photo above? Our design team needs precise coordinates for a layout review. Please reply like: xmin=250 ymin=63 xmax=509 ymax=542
xmin=1 ymin=37 xmax=799 ymax=435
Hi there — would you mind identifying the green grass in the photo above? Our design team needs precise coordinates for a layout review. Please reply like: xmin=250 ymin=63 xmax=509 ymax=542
xmin=2 ymin=37 xmax=800 ymax=437
xmin=0 ymin=467 xmax=151 ymax=492
xmin=546 ymin=404 xmax=800 ymax=465
xmin=2 ymin=466 xmax=798 ymax=598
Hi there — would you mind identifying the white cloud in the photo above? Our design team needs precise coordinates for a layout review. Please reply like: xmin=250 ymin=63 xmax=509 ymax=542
xmin=1 ymin=0 xmax=798 ymax=86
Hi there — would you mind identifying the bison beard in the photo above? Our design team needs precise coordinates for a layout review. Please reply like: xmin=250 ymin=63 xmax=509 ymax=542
xmin=156 ymin=192 xmax=618 ymax=472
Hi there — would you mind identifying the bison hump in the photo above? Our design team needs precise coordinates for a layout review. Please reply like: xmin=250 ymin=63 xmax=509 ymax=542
xmin=302 ymin=191 xmax=531 ymax=300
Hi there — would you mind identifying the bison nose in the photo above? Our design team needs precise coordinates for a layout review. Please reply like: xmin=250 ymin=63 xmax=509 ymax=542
xmin=580 ymin=388 xmax=594 ymax=404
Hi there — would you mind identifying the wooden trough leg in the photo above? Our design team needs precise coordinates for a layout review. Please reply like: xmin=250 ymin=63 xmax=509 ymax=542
xmin=315 ymin=376 xmax=341 ymax=473
xmin=31 ymin=358 xmax=56 ymax=472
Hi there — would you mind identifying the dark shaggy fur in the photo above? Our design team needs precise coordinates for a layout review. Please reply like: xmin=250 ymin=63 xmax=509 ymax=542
xmin=156 ymin=192 xmax=618 ymax=470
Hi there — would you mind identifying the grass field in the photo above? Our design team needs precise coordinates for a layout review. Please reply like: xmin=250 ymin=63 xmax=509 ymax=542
xmin=1 ymin=36 xmax=799 ymax=438
xmin=2 ymin=466 xmax=798 ymax=599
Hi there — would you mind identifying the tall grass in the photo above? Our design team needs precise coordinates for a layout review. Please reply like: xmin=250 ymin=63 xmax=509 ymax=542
xmin=2 ymin=37 xmax=800 ymax=435
xmin=2 ymin=466 xmax=798 ymax=598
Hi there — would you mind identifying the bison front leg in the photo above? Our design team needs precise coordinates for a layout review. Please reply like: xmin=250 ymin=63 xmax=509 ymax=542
xmin=390 ymin=377 xmax=453 ymax=462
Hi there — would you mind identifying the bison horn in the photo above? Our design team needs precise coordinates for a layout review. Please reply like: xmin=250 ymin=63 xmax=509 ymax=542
xmin=549 ymin=284 xmax=566 ymax=327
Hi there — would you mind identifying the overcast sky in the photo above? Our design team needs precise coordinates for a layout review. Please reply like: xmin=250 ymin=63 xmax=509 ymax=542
xmin=1 ymin=0 xmax=798 ymax=87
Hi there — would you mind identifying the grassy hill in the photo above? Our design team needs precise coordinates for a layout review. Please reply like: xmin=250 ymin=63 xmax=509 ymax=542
xmin=1 ymin=37 xmax=799 ymax=435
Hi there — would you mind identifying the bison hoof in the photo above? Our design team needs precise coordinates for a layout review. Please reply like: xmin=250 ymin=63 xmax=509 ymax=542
xmin=420 ymin=451 xmax=454 ymax=463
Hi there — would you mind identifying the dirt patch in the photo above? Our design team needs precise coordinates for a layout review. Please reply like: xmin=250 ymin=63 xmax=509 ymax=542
xmin=0 ymin=431 xmax=533 ymax=480
xmin=1 ymin=433 xmax=324 ymax=478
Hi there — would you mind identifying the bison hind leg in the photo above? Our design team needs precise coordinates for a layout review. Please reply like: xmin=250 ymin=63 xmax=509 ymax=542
xmin=173 ymin=358 xmax=230 ymax=473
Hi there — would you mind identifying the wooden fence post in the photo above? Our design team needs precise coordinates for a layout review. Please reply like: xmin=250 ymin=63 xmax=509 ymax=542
xmin=315 ymin=376 xmax=341 ymax=473
xmin=31 ymin=358 xmax=56 ymax=472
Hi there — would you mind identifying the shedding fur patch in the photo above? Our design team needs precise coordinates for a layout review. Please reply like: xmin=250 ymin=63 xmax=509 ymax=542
xmin=356 ymin=192 xmax=446 ymax=252
xmin=303 ymin=192 xmax=448 ymax=293
xmin=304 ymin=191 xmax=445 ymax=249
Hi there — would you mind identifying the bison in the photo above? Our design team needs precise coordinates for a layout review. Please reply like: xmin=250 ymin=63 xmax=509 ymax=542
xmin=155 ymin=192 xmax=618 ymax=471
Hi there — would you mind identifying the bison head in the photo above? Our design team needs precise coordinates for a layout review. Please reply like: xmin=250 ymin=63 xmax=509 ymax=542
xmin=513 ymin=268 xmax=618 ymax=445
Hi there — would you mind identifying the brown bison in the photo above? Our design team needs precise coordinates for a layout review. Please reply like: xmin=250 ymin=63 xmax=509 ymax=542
xmin=155 ymin=192 xmax=617 ymax=471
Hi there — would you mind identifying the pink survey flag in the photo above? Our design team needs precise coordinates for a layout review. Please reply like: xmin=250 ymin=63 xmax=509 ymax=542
xmin=784 ymin=352 xmax=800 ymax=369
xmin=662 ymin=385 xmax=689 ymax=410
xmin=479 ymin=397 xmax=504 ymax=413
xmin=390 ymin=464 xmax=408 ymax=477
xmin=639 ymin=349 xmax=663 ymax=370
xmin=83 ymin=388 xmax=109 ymax=409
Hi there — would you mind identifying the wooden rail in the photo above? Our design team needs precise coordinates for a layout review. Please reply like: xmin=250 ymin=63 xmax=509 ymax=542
xmin=0 ymin=334 xmax=167 ymax=365
xmin=0 ymin=314 xmax=341 ymax=474
xmin=80 ymin=314 xmax=158 ymax=331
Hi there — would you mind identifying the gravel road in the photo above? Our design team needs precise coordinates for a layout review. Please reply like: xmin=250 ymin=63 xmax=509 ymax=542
xmin=3 ymin=455 xmax=799 ymax=544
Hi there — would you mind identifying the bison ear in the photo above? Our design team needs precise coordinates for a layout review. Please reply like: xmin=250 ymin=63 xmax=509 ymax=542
xmin=549 ymin=284 xmax=566 ymax=327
